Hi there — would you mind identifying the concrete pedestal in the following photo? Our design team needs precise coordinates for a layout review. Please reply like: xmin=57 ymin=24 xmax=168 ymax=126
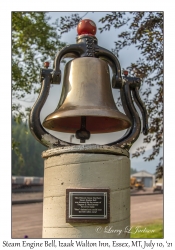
xmin=42 ymin=145 xmax=130 ymax=238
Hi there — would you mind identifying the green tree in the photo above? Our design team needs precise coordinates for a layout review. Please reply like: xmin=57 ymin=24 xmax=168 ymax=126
xmin=12 ymin=119 xmax=46 ymax=176
xmin=12 ymin=12 xmax=66 ymax=157
xmin=58 ymin=12 xmax=163 ymax=177
xmin=130 ymin=168 xmax=138 ymax=175
xmin=12 ymin=12 xmax=66 ymax=122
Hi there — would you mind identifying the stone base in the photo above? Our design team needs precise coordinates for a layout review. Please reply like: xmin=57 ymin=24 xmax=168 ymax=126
xmin=42 ymin=151 xmax=130 ymax=238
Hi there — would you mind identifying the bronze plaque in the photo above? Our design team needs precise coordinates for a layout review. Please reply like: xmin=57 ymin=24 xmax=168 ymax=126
xmin=66 ymin=188 xmax=110 ymax=223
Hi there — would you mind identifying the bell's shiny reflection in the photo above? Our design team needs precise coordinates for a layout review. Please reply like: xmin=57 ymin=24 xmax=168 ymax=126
xmin=42 ymin=57 xmax=131 ymax=133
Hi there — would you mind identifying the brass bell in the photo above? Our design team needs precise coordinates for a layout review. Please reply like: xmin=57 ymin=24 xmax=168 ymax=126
xmin=42 ymin=57 xmax=131 ymax=141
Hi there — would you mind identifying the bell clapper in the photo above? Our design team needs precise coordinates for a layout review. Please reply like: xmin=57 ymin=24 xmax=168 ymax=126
xmin=76 ymin=116 xmax=90 ymax=143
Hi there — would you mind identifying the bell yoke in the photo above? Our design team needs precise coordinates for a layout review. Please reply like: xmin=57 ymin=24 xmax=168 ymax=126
xmin=29 ymin=19 xmax=148 ymax=148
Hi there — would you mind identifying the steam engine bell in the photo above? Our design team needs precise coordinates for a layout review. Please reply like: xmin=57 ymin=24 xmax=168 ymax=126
xmin=30 ymin=18 xmax=148 ymax=149
xmin=42 ymin=20 xmax=131 ymax=143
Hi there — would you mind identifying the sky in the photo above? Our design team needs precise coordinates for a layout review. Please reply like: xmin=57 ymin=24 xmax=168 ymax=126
xmin=16 ymin=11 xmax=162 ymax=174
xmin=0 ymin=0 xmax=175 ymax=243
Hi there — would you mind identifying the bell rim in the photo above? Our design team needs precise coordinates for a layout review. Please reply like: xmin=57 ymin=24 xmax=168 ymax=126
xmin=42 ymin=108 xmax=131 ymax=134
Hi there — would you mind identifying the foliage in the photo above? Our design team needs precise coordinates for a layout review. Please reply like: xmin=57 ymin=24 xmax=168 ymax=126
xmin=131 ymin=220 xmax=163 ymax=238
xmin=12 ymin=118 xmax=45 ymax=176
xmin=155 ymin=159 xmax=163 ymax=179
xmin=58 ymin=12 xmax=163 ymax=177
xmin=12 ymin=12 xmax=66 ymax=155
xmin=12 ymin=12 xmax=66 ymax=121
xmin=130 ymin=168 xmax=137 ymax=175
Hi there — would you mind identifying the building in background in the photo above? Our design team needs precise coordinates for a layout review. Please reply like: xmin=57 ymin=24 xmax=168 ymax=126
xmin=131 ymin=170 xmax=155 ymax=188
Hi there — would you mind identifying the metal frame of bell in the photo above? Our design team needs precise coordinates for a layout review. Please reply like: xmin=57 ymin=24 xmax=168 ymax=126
xmin=29 ymin=32 xmax=148 ymax=150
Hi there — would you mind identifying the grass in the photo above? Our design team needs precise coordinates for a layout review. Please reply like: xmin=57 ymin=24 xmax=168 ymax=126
xmin=130 ymin=220 xmax=163 ymax=238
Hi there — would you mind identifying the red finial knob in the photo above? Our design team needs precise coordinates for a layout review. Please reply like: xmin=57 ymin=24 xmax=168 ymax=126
xmin=123 ymin=70 xmax=129 ymax=76
xmin=77 ymin=19 xmax=97 ymax=36
xmin=44 ymin=62 xmax=49 ymax=68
